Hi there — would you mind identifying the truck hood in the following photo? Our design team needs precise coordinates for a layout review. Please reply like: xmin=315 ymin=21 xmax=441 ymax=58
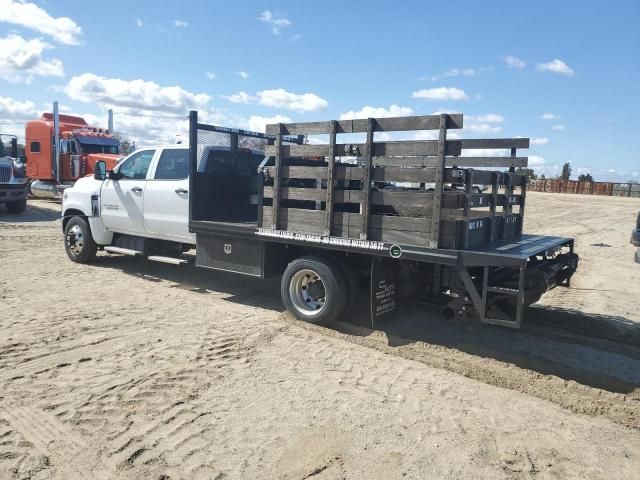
xmin=86 ymin=153 xmax=122 ymax=171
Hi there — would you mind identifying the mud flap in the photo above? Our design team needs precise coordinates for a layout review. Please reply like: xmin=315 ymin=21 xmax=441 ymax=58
xmin=370 ymin=257 xmax=399 ymax=327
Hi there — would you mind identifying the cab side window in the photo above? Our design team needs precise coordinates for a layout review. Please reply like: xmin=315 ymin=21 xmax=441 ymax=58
xmin=154 ymin=149 xmax=189 ymax=180
xmin=118 ymin=150 xmax=155 ymax=180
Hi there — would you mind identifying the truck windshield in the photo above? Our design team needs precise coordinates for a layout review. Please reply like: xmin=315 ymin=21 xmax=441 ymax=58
xmin=0 ymin=142 xmax=7 ymax=158
xmin=79 ymin=143 xmax=119 ymax=154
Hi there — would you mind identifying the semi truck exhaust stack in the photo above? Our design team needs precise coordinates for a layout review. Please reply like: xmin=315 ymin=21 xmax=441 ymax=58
xmin=53 ymin=101 xmax=60 ymax=184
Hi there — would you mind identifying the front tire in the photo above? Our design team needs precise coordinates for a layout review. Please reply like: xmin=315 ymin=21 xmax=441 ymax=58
xmin=281 ymin=256 xmax=347 ymax=326
xmin=64 ymin=216 xmax=98 ymax=263
xmin=5 ymin=198 xmax=27 ymax=214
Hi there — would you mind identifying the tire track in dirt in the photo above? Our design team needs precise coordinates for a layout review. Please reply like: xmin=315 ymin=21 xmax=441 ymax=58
xmin=0 ymin=329 xmax=154 ymax=382
xmin=282 ymin=313 xmax=640 ymax=429
xmin=1 ymin=406 xmax=113 ymax=480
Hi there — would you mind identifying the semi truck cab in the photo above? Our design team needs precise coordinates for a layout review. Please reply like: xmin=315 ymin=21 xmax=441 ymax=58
xmin=0 ymin=134 xmax=28 ymax=214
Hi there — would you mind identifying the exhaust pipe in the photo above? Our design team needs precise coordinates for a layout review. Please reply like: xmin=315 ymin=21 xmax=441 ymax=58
xmin=108 ymin=109 xmax=114 ymax=133
xmin=30 ymin=179 xmax=60 ymax=199
xmin=53 ymin=101 xmax=60 ymax=184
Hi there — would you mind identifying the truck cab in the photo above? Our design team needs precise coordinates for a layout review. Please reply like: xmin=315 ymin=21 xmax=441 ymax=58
xmin=62 ymin=145 xmax=194 ymax=261
xmin=26 ymin=113 xmax=122 ymax=198
xmin=0 ymin=135 xmax=28 ymax=213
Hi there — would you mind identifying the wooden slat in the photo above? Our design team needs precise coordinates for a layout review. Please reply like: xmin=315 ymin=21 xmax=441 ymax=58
xmin=263 ymin=165 xmax=435 ymax=183
xmin=263 ymin=186 xmax=325 ymax=201
xmin=461 ymin=138 xmax=529 ymax=150
xmin=441 ymin=209 xmax=493 ymax=220
xmin=489 ymin=172 xmax=499 ymax=242
xmin=265 ymin=114 xmax=464 ymax=136
xmin=429 ymin=114 xmax=448 ymax=249
xmin=360 ymin=118 xmax=375 ymax=239
xmin=264 ymin=165 xmax=361 ymax=180
xmin=371 ymin=167 xmax=436 ymax=183
xmin=463 ymin=169 xmax=474 ymax=248
xmin=447 ymin=156 xmax=528 ymax=168
xmin=265 ymin=140 xmax=462 ymax=158
xmin=271 ymin=124 xmax=284 ymax=229
xmin=262 ymin=207 xmax=431 ymax=239
xmin=325 ymin=120 xmax=337 ymax=235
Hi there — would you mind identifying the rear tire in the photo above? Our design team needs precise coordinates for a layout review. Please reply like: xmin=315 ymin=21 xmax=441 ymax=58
xmin=64 ymin=216 xmax=98 ymax=263
xmin=281 ymin=256 xmax=347 ymax=326
xmin=5 ymin=199 xmax=27 ymax=214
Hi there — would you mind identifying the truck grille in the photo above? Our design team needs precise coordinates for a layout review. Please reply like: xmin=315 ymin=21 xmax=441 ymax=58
xmin=0 ymin=164 xmax=12 ymax=183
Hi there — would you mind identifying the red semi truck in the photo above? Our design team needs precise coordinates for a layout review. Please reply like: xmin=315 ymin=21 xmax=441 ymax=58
xmin=26 ymin=103 xmax=122 ymax=198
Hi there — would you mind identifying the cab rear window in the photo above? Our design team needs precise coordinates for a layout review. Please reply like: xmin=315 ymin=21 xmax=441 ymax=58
xmin=155 ymin=149 xmax=189 ymax=180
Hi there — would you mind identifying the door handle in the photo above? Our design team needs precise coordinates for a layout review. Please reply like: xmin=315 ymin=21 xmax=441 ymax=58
xmin=131 ymin=187 xmax=143 ymax=193
xmin=175 ymin=188 xmax=188 ymax=194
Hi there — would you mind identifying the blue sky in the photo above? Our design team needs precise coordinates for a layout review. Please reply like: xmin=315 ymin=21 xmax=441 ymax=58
xmin=1 ymin=0 xmax=638 ymax=181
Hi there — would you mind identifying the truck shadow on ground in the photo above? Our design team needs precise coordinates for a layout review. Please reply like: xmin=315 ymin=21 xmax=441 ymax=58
xmin=0 ymin=203 xmax=60 ymax=222
xmin=94 ymin=253 xmax=640 ymax=396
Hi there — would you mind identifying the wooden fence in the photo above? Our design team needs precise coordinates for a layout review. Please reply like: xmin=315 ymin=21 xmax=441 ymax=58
xmin=529 ymin=179 xmax=640 ymax=197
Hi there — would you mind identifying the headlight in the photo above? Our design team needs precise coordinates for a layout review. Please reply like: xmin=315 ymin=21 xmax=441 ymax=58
xmin=12 ymin=160 xmax=26 ymax=178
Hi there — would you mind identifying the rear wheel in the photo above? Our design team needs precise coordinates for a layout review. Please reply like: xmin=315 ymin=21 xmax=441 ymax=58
xmin=281 ymin=256 xmax=347 ymax=326
xmin=5 ymin=199 xmax=27 ymax=213
xmin=64 ymin=216 xmax=98 ymax=263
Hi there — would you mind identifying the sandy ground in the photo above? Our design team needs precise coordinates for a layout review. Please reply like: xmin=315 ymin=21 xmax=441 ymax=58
xmin=0 ymin=192 xmax=639 ymax=480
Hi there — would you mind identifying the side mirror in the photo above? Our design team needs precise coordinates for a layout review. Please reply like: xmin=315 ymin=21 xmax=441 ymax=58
xmin=10 ymin=138 xmax=18 ymax=158
xmin=94 ymin=160 xmax=107 ymax=180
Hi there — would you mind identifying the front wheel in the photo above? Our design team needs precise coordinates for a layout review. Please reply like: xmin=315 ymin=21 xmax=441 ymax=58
xmin=5 ymin=198 xmax=27 ymax=214
xmin=281 ymin=256 xmax=347 ymax=326
xmin=472 ymin=186 xmax=481 ymax=194
xmin=64 ymin=216 xmax=98 ymax=263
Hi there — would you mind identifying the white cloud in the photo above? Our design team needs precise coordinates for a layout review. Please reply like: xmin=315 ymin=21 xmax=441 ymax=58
xmin=530 ymin=137 xmax=549 ymax=145
xmin=536 ymin=59 xmax=574 ymax=76
xmin=64 ymin=73 xmax=210 ymax=114
xmin=0 ymin=34 xmax=64 ymax=83
xmin=136 ymin=18 xmax=143 ymax=27
xmin=247 ymin=114 xmax=291 ymax=133
xmin=258 ymin=10 xmax=291 ymax=34
xmin=412 ymin=87 xmax=468 ymax=101
xmin=541 ymin=112 xmax=558 ymax=120
xmin=552 ymin=124 xmax=566 ymax=131
xmin=464 ymin=113 xmax=504 ymax=134
xmin=0 ymin=0 xmax=82 ymax=45
xmin=340 ymin=104 xmax=413 ymax=120
xmin=0 ymin=95 xmax=39 ymax=138
xmin=528 ymin=155 xmax=546 ymax=166
xmin=236 ymin=71 xmax=249 ymax=79
xmin=222 ymin=91 xmax=255 ymax=104
xmin=205 ymin=71 xmax=216 ymax=80
xmin=502 ymin=55 xmax=526 ymax=70
xmin=174 ymin=19 xmax=188 ymax=27
xmin=429 ymin=68 xmax=475 ymax=82
xmin=257 ymin=88 xmax=327 ymax=112
xmin=471 ymin=113 xmax=504 ymax=123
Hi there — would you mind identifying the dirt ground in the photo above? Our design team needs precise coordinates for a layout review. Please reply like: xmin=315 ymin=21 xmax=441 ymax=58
xmin=1 ymin=192 xmax=639 ymax=480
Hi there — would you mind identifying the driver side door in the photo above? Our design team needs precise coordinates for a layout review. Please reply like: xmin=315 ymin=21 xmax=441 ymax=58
xmin=100 ymin=149 xmax=157 ymax=235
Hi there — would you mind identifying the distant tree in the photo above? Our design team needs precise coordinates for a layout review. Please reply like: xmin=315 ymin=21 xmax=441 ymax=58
xmin=560 ymin=162 xmax=572 ymax=181
xmin=514 ymin=167 xmax=537 ymax=181
xmin=577 ymin=173 xmax=594 ymax=182
xmin=539 ymin=174 xmax=546 ymax=180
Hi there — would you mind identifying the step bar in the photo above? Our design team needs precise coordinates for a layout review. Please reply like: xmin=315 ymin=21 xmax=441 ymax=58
xmin=104 ymin=246 xmax=188 ymax=265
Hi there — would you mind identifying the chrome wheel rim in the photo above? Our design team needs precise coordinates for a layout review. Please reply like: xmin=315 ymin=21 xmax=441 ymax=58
xmin=66 ymin=224 xmax=85 ymax=257
xmin=289 ymin=269 xmax=327 ymax=317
